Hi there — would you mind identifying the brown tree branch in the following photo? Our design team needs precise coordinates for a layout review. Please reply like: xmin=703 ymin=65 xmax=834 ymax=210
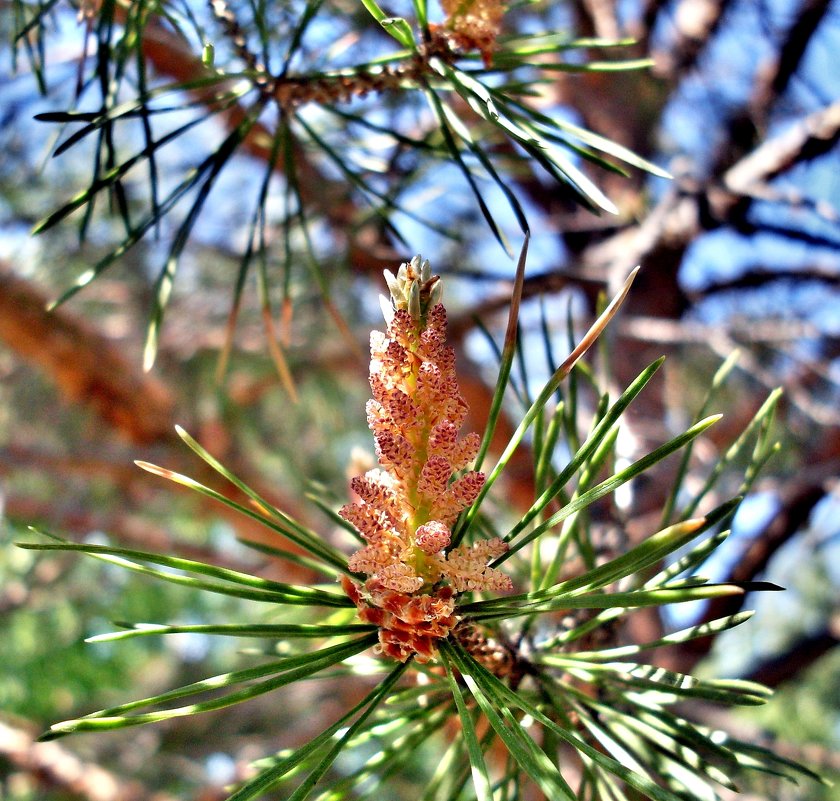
xmin=0 ymin=265 xmax=322 ymax=576
xmin=651 ymin=0 xmax=732 ymax=79
xmin=618 ymin=314 xmax=826 ymax=344
xmin=744 ymin=626 xmax=839 ymax=687
xmin=0 ymin=265 xmax=175 ymax=445
xmin=661 ymin=481 xmax=828 ymax=673
xmin=0 ymin=718 xmax=181 ymax=801
xmin=712 ymin=0 xmax=834 ymax=175
xmin=572 ymin=100 xmax=840 ymax=318
xmin=578 ymin=0 xmax=621 ymax=40
xmin=719 ymin=100 xmax=840 ymax=205
xmin=750 ymin=0 xmax=834 ymax=118
xmin=689 ymin=265 xmax=840 ymax=296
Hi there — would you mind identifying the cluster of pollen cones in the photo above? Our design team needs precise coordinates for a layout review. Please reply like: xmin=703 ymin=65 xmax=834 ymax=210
xmin=341 ymin=257 xmax=511 ymax=662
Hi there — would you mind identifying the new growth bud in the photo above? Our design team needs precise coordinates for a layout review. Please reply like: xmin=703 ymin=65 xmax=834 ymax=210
xmin=382 ymin=255 xmax=443 ymax=324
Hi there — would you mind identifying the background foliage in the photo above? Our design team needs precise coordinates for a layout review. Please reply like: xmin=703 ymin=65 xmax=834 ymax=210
xmin=1 ymin=1 xmax=839 ymax=799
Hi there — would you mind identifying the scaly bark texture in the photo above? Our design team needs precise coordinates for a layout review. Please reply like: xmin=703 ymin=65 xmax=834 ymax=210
xmin=341 ymin=257 xmax=511 ymax=662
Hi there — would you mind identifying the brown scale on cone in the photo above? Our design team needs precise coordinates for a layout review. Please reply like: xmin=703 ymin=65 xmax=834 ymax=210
xmin=341 ymin=257 xmax=512 ymax=663
xmin=453 ymin=622 xmax=524 ymax=685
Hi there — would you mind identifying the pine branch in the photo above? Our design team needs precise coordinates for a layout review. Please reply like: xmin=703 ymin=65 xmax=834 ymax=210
xmin=131 ymin=8 xmax=354 ymax=221
xmin=652 ymin=0 xmax=731 ymax=79
xmin=720 ymin=100 xmax=840 ymax=201
xmin=0 ymin=262 xmax=174 ymax=445
xmin=0 ymin=718 xmax=185 ymax=801
xmin=662 ymin=482 xmax=828 ymax=672
xmin=749 ymin=0 xmax=834 ymax=123
xmin=744 ymin=627 xmax=840 ymax=687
